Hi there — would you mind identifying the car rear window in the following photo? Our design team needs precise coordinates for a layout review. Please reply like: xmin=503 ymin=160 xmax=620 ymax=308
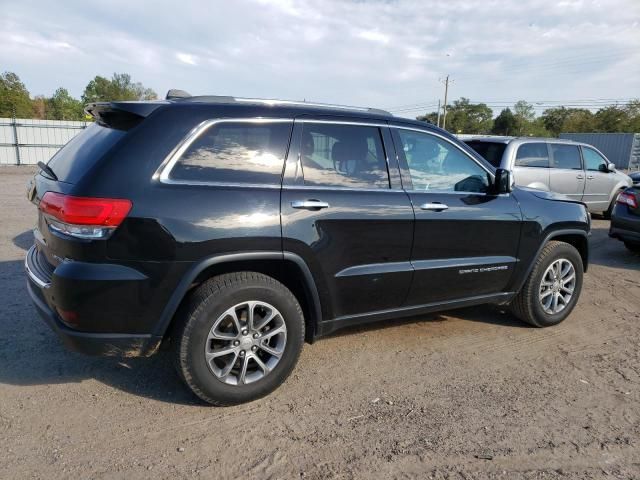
xmin=170 ymin=121 xmax=292 ymax=185
xmin=46 ymin=123 xmax=126 ymax=184
xmin=464 ymin=141 xmax=506 ymax=168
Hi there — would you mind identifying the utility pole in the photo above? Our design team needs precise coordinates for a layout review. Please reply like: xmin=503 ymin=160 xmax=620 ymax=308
xmin=436 ymin=99 xmax=441 ymax=127
xmin=441 ymin=74 xmax=452 ymax=130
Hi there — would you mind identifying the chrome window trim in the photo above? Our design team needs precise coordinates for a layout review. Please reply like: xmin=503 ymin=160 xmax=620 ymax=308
xmin=295 ymin=119 xmax=393 ymax=191
xmin=153 ymin=118 xmax=294 ymax=186
xmin=154 ymin=117 xmax=493 ymax=187
xmin=282 ymin=185 xmax=406 ymax=193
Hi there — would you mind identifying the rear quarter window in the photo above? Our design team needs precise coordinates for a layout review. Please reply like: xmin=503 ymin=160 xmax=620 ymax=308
xmin=170 ymin=121 xmax=293 ymax=185
xmin=47 ymin=123 xmax=126 ymax=184
xmin=464 ymin=141 xmax=506 ymax=168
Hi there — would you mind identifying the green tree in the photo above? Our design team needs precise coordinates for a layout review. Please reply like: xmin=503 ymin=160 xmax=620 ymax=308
xmin=0 ymin=71 xmax=33 ymax=117
xmin=623 ymin=100 xmax=640 ymax=132
xmin=32 ymin=95 xmax=47 ymax=119
xmin=47 ymin=88 xmax=85 ymax=120
xmin=443 ymin=98 xmax=493 ymax=134
xmin=540 ymin=107 xmax=570 ymax=136
xmin=563 ymin=109 xmax=595 ymax=133
xmin=594 ymin=106 xmax=627 ymax=133
xmin=82 ymin=73 xmax=157 ymax=103
xmin=513 ymin=100 xmax=535 ymax=135
xmin=416 ymin=111 xmax=439 ymax=124
xmin=492 ymin=108 xmax=518 ymax=135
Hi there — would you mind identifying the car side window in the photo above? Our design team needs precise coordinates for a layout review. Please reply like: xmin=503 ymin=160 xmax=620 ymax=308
xmin=300 ymin=123 xmax=390 ymax=189
xmin=583 ymin=147 xmax=607 ymax=172
xmin=550 ymin=144 xmax=582 ymax=170
xmin=397 ymin=130 xmax=489 ymax=193
xmin=515 ymin=143 xmax=549 ymax=168
xmin=170 ymin=121 xmax=292 ymax=184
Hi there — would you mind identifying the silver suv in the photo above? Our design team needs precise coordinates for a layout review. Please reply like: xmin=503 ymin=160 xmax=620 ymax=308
xmin=464 ymin=137 xmax=632 ymax=216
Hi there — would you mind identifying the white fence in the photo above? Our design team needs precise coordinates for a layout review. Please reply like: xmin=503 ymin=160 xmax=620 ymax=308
xmin=0 ymin=117 xmax=89 ymax=165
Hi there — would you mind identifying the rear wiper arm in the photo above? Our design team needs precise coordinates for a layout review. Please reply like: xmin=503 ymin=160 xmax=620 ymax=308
xmin=37 ymin=161 xmax=58 ymax=181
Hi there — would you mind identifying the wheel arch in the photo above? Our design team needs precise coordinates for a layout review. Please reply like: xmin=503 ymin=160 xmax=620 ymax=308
xmin=154 ymin=251 xmax=323 ymax=344
xmin=514 ymin=229 xmax=589 ymax=294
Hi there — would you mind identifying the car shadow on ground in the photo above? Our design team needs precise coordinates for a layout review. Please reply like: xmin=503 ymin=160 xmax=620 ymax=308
xmin=323 ymin=304 xmax=529 ymax=340
xmin=587 ymin=225 xmax=640 ymax=271
xmin=0 ymin=258 xmax=204 ymax=406
xmin=2 ymin=252 xmax=529 ymax=405
xmin=13 ymin=230 xmax=33 ymax=251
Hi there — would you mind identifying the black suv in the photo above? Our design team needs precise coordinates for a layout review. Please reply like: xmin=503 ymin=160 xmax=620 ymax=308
xmin=26 ymin=94 xmax=590 ymax=405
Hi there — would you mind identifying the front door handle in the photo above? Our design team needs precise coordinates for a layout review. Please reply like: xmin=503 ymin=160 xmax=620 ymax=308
xmin=586 ymin=175 xmax=594 ymax=179
xmin=420 ymin=202 xmax=448 ymax=211
xmin=291 ymin=200 xmax=330 ymax=210
xmin=576 ymin=174 xmax=584 ymax=179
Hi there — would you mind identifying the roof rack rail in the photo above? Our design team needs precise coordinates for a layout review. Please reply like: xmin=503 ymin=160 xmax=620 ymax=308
xmin=233 ymin=97 xmax=392 ymax=116
xmin=164 ymin=91 xmax=392 ymax=116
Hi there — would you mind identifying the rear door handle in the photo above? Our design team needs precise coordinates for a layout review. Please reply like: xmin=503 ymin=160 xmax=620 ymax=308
xmin=586 ymin=175 xmax=594 ymax=179
xmin=420 ymin=202 xmax=448 ymax=211
xmin=291 ymin=200 xmax=330 ymax=210
xmin=576 ymin=174 xmax=584 ymax=179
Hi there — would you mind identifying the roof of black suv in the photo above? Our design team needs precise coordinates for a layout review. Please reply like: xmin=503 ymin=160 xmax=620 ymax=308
xmin=85 ymin=92 xmax=455 ymax=144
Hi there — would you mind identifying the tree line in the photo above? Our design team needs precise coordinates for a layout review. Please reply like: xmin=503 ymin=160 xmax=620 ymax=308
xmin=417 ymin=97 xmax=640 ymax=137
xmin=1 ymin=70 xmax=639 ymax=135
xmin=0 ymin=71 xmax=157 ymax=121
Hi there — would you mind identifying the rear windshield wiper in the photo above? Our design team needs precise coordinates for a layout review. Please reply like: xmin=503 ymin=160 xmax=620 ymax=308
xmin=37 ymin=161 xmax=58 ymax=181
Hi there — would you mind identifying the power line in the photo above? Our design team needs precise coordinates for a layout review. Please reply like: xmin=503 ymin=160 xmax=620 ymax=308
xmin=389 ymin=98 xmax=637 ymax=114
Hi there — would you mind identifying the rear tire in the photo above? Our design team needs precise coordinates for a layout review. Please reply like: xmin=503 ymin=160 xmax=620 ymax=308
xmin=510 ymin=241 xmax=583 ymax=327
xmin=173 ymin=272 xmax=305 ymax=406
xmin=624 ymin=242 xmax=640 ymax=253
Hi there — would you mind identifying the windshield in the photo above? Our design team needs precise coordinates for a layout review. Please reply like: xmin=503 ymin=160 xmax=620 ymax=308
xmin=465 ymin=141 xmax=507 ymax=168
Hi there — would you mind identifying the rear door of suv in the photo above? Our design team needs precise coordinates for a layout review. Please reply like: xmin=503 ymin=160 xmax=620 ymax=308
xmin=390 ymin=126 xmax=522 ymax=305
xmin=280 ymin=117 xmax=414 ymax=320
xmin=548 ymin=143 xmax=585 ymax=201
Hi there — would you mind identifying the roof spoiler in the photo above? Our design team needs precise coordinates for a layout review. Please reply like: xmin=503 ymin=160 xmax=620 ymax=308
xmin=84 ymin=101 xmax=167 ymax=130
xmin=166 ymin=89 xmax=191 ymax=100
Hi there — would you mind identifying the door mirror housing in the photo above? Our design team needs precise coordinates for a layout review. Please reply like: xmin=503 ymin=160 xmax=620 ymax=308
xmin=606 ymin=162 xmax=616 ymax=172
xmin=494 ymin=168 xmax=513 ymax=194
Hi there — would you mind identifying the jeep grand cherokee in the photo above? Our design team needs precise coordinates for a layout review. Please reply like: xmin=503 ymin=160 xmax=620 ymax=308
xmin=26 ymin=93 xmax=590 ymax=405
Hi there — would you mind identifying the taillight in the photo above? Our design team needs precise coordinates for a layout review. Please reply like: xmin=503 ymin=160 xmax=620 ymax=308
xmin=617 ymin=191 xmax=638 ymax=209
xmin=39 ymin=192 xmax=132 ymax=239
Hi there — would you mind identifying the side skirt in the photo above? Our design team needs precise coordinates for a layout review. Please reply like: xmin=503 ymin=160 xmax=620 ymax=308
xmin=315 ymin=292 xmax=515 ymax=337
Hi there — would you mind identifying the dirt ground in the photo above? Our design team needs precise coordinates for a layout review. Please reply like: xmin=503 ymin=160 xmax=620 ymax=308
xmin=0 ymin=166 xmax=639 ymax=479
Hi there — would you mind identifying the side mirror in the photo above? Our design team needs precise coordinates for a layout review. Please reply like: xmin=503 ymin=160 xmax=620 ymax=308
xmin=494 ymin=168 xmax=513 ymax=194
xmin=606 ymin=162 xmax=616 ymax=172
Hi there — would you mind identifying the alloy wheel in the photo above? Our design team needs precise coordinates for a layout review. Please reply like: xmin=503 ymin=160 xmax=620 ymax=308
xmin=204 ymin=301 xmax=287 ymax=385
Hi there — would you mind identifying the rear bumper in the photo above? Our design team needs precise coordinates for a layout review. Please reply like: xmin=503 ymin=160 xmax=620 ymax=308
xmin=609 ymin=205 xmax=640 ymax=244
xmin=25 ymin=246 xmax=161 ymax=357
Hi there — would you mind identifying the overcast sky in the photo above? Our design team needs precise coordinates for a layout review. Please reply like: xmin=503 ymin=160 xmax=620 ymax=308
xmin=1 ymin=0 xmax=639 ymax=117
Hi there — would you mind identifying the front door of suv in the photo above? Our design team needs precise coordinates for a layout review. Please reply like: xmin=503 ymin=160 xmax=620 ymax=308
xmin=390 ymin=127 xmax=522 ymax=305
xmin=281 ymin=119 xmax=414 ymax=320
xmin=581 ymin=146 xmax=616 ymax=211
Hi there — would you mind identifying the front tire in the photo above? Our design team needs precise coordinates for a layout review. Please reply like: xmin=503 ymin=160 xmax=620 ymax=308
xmin=511 ymin=241 xmax=583 ymax=327
xmin=173 ymin=272 xmax=305 ymax=406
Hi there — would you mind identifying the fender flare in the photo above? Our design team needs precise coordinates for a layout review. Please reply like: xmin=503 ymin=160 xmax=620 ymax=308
xmin=152 ymin=251 xmax=323 ymax=338
xmin=513 ymin=228 xmax=589 ymax=294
